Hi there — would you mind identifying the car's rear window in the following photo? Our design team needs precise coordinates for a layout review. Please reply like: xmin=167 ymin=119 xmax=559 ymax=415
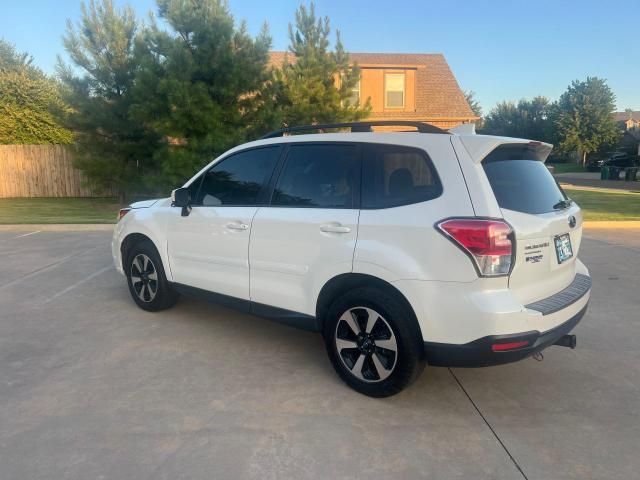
xmin=483 ymin=159 xmax=568 ymax=214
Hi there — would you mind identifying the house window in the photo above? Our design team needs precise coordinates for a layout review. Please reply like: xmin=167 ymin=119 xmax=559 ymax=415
xmin=348 ymin=79 xmax=360 ymax=106
xmin=385 ymin=72 xmax=405 ymax=108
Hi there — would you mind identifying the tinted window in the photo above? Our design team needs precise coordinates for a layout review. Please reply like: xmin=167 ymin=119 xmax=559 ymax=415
xmin=191 ymin=147 xmax=279 ymax=206
xmin=272 ymin=144 xmax=359 ymax=208
xmin=483 ymin=160 xmax=568 ymax=214
xmin=607 ymin=156 xmax=633 ymax=167
xmin=362 ymin=144 xmax=441 ymax=208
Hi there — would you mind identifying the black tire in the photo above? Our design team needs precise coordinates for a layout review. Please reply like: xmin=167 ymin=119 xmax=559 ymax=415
xmin=323 ymin=287 xmax=425 ymax=397
xmin=125 ymin=240 xmax=179 ymax=312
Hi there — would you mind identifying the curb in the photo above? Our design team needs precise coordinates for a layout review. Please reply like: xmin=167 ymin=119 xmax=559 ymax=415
xmin=583 ymin=221 xmax=640 ymax=229
xmin=0 ymin=224 xmax=115 ymax=232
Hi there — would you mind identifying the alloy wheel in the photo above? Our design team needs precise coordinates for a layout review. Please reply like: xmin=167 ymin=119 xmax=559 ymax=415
xmin=130 ymin=253 xmax=158 ymax=303
xmin=335 ymin=307 xmax=398 ymax=382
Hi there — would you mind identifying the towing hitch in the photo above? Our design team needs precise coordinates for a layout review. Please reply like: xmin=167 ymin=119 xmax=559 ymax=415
xmin=554 ymin=334 xmax=577 ymax=349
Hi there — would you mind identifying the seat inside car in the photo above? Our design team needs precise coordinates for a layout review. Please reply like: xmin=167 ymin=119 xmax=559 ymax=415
xmin=388 ymin=168 xmax=414 ymax=197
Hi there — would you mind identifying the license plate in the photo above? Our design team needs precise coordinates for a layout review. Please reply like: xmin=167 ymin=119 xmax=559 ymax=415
xmin=554 ymin=233 xmax=573 ymax=264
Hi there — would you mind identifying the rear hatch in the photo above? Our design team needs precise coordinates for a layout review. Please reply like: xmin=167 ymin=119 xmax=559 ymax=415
xmin=481 ymin=144 xmax=582 ymax=305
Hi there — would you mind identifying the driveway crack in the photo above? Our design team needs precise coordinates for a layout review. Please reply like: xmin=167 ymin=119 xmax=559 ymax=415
xmin=448 ymin=368 xmax=529 ymax=480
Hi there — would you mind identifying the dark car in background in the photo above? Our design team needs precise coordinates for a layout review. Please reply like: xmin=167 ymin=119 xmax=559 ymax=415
xmin=587 ymin=152 xmax=638 ymax=172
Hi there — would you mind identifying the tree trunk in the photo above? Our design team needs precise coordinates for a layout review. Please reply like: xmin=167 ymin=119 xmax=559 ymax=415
xmin=582 ymin=151 xmax=587 ymax=167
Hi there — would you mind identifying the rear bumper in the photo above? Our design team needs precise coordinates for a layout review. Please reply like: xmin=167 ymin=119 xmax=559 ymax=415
xmin=424 ymin=304 xmax=587 ymax=367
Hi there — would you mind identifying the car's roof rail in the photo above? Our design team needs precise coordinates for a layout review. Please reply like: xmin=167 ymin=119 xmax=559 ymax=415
xmin=260 ymin=121 xmax=449 ymax=139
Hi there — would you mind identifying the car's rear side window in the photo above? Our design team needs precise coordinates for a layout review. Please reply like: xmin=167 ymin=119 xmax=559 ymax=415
xmin=361 ymin=144 xmax=442 ymax=208
xmin=483 ymin=159 xmax=568 ymax=214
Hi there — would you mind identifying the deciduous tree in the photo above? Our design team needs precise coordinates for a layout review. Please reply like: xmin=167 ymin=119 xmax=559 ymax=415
xmin=484 ymin=96 xmax=553 ymax=143
xmin=554 ymin=77 xmax=620 ymax=165
xmin=0 ymin=39 xmax=72 ymax=144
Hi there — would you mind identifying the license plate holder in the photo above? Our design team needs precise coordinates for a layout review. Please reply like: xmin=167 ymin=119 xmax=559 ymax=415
xmin=554 ymin=233 xmax=573 ymax=264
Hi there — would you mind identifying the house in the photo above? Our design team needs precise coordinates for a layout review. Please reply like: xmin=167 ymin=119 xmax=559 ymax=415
xmin=269 ymin=52 xmax=478 ymax=129
xmin=613 ymin=111 xmax=640 ymax=130
xmin=620 ymin=129 xmax=640 ymax=156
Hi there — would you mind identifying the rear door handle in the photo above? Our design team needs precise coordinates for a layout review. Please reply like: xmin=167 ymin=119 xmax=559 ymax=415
xmin=320 ymin=224 xmax=351 ymax=234
xmin=226 ymin=222 xmax=249 ymax=231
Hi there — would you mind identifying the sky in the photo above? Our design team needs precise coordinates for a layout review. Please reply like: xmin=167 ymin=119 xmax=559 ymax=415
xmin=1 ymin=0 xmax=637 ymax=113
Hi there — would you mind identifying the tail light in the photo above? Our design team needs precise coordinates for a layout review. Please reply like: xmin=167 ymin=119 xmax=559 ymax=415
xmin=437 ymin=218 xmax=514 ymax=277
xmin=118 ymin=207 xmax=131 ymax=221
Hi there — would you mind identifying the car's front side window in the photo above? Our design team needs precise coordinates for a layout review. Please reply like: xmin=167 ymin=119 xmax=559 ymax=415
xmin=190 ymin=146 xmax=280 ymax=206
xmin=271 ymin=144 xmax=359 ymax=208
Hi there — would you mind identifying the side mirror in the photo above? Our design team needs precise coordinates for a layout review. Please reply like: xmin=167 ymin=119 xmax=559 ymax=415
xmin=172 ymin=187 xmax=190 ymax=207
xmin=171 ymin=187 xmax=192 ymax=217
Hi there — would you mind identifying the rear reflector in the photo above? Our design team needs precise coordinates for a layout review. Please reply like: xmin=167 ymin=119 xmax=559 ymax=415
xmin=118 ymin=208 xmax=131 ymax=221
xmin=491 ymin=340 xmax=529 ymax=352
xmin=437 ymin=218 xmax=514 ymax=277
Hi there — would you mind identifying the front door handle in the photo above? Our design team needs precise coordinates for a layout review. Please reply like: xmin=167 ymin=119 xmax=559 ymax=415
xmin=320 ymin=223 xmax=351 ymax=234
xmin=226 ymin=222 xmax=249 ymax=231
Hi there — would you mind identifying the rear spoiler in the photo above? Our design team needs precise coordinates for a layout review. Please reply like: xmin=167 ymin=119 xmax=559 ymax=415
xmin=458 ymin=135 xmax=553 ymax=164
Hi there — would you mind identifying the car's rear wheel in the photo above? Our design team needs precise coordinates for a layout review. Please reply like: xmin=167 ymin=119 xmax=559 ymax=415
xmin=323 ymin=287 xmax=425 ymax=397
xmin=125 ymin=240 xmax=179 ymax=311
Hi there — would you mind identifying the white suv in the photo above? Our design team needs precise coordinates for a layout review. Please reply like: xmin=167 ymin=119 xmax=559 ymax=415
xmin=112 ymin=121 xmax=591 ymax=397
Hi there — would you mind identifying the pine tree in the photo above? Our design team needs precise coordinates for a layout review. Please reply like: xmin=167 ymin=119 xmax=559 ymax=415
xmin=132 ymin=0 xmax=279 ymax=187
xmin=464 ymin=90 xmax=483 ymax=129
xmin=277 ymin=2 xmax=371 ymax=127
xmin=0 ymin=39 xmax=72 ymax=144
xmin=58 ymin=0 xmax=158 ymax=200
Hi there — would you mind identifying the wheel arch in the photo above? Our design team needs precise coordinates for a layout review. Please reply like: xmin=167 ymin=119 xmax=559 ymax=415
xmin=120 ymin=232 xmax=160 ymax=271
xmin=315 ymin=273 xmax=423 ymax=339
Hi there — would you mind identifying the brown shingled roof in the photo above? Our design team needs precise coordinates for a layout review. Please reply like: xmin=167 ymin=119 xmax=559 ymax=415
xmin=268 ymin=51 xmax=476 ymax=120
xmin=613 ymin=111 xmax=640 ymax=122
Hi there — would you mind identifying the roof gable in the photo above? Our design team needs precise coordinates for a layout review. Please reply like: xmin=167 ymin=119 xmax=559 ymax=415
xmin=268 ymin=51 xmax=476 ymax=119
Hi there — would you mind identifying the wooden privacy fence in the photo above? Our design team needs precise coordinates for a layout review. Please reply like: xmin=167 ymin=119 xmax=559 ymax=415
xmin=0 ymin=145 xmax=105 ymax=198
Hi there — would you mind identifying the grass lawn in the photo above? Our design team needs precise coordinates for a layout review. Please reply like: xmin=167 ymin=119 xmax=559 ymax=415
xmin=565 ymin=188 xmax=640 ymax=221
xmin=0 ymin=198 xmax=122 ymax=224
xmin=1 ymin=190 xmax=639 ymax=223
xmin=550 ymin=163 xmax=587 ymax=174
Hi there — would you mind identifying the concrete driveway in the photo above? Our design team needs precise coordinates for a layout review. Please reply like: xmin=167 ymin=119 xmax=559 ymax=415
xmin=1 ymin=227 xmax=638 ymax=480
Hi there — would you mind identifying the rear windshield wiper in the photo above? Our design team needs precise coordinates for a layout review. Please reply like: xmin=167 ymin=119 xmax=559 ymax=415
xmin=553 ymin=199 xmax=573 ymax=210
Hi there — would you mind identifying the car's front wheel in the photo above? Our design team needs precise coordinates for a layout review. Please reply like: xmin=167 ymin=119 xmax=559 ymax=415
xmin=125 ymin=240 xmax=179 ymax=311
xmin=323 ymin=287 xmax=425 ymax=397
